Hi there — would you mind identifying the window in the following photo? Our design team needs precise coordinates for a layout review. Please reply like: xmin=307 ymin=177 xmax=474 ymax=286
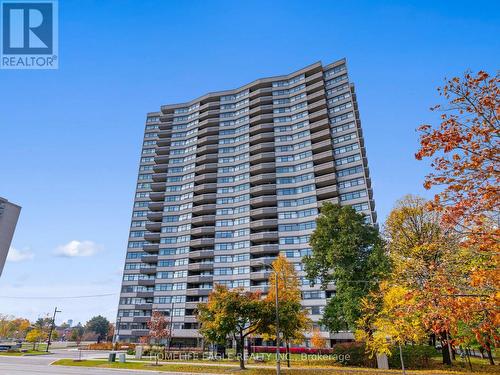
xmin=340 ymin=189 xmax=368 ymax=201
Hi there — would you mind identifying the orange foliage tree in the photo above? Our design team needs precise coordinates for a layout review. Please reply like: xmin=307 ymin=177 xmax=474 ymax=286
xmin=416 ymin=71 xmax=499 ymax=364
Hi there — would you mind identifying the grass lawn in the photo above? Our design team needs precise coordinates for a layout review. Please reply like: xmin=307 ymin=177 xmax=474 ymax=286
xmin=52 ymin=358 xmax=499 ymax=375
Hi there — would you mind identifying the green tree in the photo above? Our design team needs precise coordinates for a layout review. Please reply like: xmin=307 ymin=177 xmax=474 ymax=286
xmin=197 ymin=284 xmax=272 ymax=370
xmin=304 ymin=202 xmax=390 ymax=332
xmin=70 ymin=325 xmax=84 ymax=346
xmin=85 ymin=315 xmax=110 ymax=343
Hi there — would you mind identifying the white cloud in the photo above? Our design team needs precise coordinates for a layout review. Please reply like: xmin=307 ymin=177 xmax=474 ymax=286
xmin=54 ymin=240 xmax=103 ymax=257
xmin=7 ymin=247 xmax=34 ymax=262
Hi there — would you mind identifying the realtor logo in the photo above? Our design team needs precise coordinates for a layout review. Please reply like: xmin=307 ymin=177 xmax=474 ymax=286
xmin=1 ymin=0 xmax=58 ymax=69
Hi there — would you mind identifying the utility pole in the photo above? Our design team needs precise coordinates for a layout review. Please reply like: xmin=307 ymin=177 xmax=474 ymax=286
xmin=46 ymin=307 xmax=61 ymax=352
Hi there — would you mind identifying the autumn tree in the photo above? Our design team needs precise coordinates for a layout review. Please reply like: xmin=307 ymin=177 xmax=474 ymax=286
xmin=382 ymin=195 xmax=478 ymax=365
xmin=259 ymin=255 xmax=311 ymax=367
xmin=197 ymin=284 xmax=272 ymax=370
xmin=26 ymin=328 xmax=45 ymax=351
xmin=147 ymin=311 xmax=171 ymax=365
xmin=416 ymin=71 xmax=499 ymax=363
xmin=0 ymin=315 xmax=31 ymax=340
xmin=304 ymin=202 xmax=390 ymax=332
xmin=311 ymin=328 xmax=327 ymax=349
xmin=356 ymin=281 xmax=427 ymax=359
xmin=85 ymin=315 xmax=110 ymax=343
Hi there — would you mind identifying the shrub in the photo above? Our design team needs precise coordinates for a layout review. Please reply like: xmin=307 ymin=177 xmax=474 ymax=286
xmin=388 ymin=345 xmax=436 ymax=369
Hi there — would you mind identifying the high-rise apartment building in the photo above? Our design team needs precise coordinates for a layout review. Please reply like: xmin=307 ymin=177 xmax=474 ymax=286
xmin=0 ymin=197 xmax=21 ymax=277
xmin=117 ymin=59 xmax=376 ymax=346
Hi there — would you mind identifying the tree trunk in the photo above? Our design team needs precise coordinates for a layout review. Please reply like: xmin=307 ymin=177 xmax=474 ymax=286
xmin=286 ymin=340 xmax=290 ymax=368
xmin=485 ymin=343 xmax=495 ymax=365
xmin=238 ymin=333 xmax=245 ymax=370
xmin=440 ymin=333 xmax=451 ymax=365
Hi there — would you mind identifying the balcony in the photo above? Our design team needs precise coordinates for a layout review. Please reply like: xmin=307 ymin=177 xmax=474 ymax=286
xmin=198 ymin=135 xmax=219 ymax=147
xmin=249 ymin=96 xmax=273 ymax=108
xmin=191 ymin=215 xmax=215 ymax=226
xmin=196 ymin=145 xmax=218 ymax=156
xmin=251 ymin=173 xmax=276 ymax=186
xmin=309 ymin=118 xmax=329 ymax=132
xmin=190 ymin=238 xmax=215 ymax=248
xmin=250 ymin=244 xmax=279 ymax=255
xmin=149 ymin=192 xmax=165 ymax=202
xmin=132 ymin=316 xmax=151 ymax=323
xmin=147 ymin=211 xmax=162 ymax=221
xmin=145 ymin=221 xmax=161 ymax=232
xmin=250 ymin=195 xmax=277 ymax=208
xmin=196 ymin=153 xmax=218 ymax=165
xmin=193 ymin=193 xmax=217 ymax=205
xmin=152 ymin=173 xmax=168 ymax=183
xmin=154 ymin=155 xmax=169 ymax=164
xmin=250 ymin=132 xmax=274 ymax=144
xmin=186 ymin=288 xmax=211 ymax=297
xmin=143 ymin=244 xmax=159 ymax=253
xmin=195 ymin=163 xmax=218 ymax=174
xmin=131 ymin=329 xmax=150 ymax=336
xmin=194 ymin=173 xmax=217 ymax=185
xmin=250 ymin=142 xmax=274 ymax=155
xmin=250 ymin=271 xmax=271 ymax=281
xmin=249 ymin=113 xmax=273 ymax=125
xmin=140 ymin=266 xmax=157 ymax=275
xmin=250 ymin=207 xmax=277 ymax=219
xmin=311 ymin=139 xmax=332 ymax=153
xmin=153 ymin=163 xmax=168 ymax=173
xmin=144 ymin=232 xmax=160 ymax=242
xmin=251 ymin=184 xmax=276 ymax=197
xmin=148 ymin=202 xmax=163 ymax=212
xmin=314 ymin=162 xmax=335 ymax=176
xmin=188 ymin=262 xmax=214 ymax=272
xmin=250 ymin=219 xmax=278 ymax=231
xmin=250 ymin=152 xmax=275 ymax=165
xmin=188 ymin=250 xmax=214 ymax=260
xmin=316 ymin=185 xmax=338 ymax=199
xmin=138 ymin=279 xmax=155 ymax=287
xmin=190 ymin=226 xmax=215 ymax=237
xmin=315 ymin=173 xmax=336 ymax=188
xmin=308 ymin=108 xmax=328 ymax=123
xmin=250 ymin=162 xmax=275 ymax=175
xmin=249 ymin=123 xmax=274 ymax=136
xmin=194 ymin=183 xmax=217 ymax=194
xmin=313 ymin=150 xmax=334 ymax=164
xmin=310 ymin=128 xmax=331 ymax=143
xmin=250 ymin=231 xmax=279 ymax=243
xmin=197 ymin=126 xmax=218 ymax=138
xmin=187 ymin=274 xmax=213 ymax=283
xmin=150 ymin=182 xmax=165 ymax=192
xmin=250 ymin=257 xmax=276 ymax=267
xmin=136 ymin=291 xmax=154 ymax=298
xmin=155 ymin=146 xmax=170 ymax=155
xmin=141 ymin=254 xmax=158 ymax=263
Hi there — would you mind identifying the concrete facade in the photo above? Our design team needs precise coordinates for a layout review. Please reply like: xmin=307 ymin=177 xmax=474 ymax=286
xmin=0 ymin=197 xmax=21 ymax=276
xmin=117 ymin=59 xmax=376 ymax=345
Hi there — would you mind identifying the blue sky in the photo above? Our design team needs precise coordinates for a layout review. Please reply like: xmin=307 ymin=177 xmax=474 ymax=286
xmin=0 ymin=0 xmax=498 ymax=325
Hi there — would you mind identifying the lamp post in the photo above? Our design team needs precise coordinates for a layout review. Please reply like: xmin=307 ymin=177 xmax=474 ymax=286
xmin=46 ymin=307 xmax=61 ymax=352
xmin=256 ymin=260 xmax=280 ymax=375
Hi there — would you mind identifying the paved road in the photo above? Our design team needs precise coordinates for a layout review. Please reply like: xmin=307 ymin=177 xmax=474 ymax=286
xmin=0 ymin=349 xmax=208 ymax=375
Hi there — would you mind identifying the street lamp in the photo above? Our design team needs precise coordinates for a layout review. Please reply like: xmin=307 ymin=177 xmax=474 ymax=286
xmin=256 ymin=260 xmax=280 ymax=375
